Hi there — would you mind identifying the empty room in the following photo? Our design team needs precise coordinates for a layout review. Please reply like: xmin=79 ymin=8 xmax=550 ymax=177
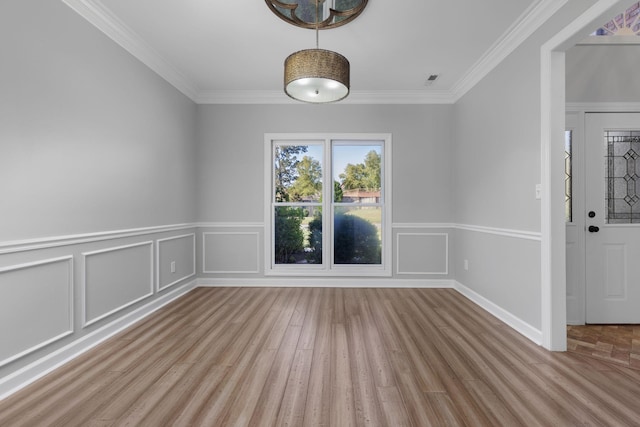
xmin=2 ymin=0 xmax=640 ymax=425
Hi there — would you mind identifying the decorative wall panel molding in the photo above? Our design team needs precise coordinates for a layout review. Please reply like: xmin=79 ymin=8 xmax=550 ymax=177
xmin=196 ymin=222 xmax=264 ymax=228
xmin=455 ymin=223 xmax=541 ymax=241
xmin=392 ymin=223 xmax=454 ymax=229
xmin=202 ymin=232 xmax=260 ymax=273
xmin=0 ymin=223 xmax=196 ymax=255
xmin=157 ymin=234 xmax=196 ymax=291
xmin=196 ymin=222 xmax=539 ymax=241
xmin=0 ymin=257 xmax=73 ymax=367
xmin=392 ymin=222 xmax=540 ymax=241
xmin=396 ymin=232 xmax=449 ymax=275
xmin=82 ymin=241 xmax=154 ymax=327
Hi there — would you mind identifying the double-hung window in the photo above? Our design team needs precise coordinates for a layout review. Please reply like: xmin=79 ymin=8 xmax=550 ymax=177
xmin=264 ymin=133 xmax=392 ymax=276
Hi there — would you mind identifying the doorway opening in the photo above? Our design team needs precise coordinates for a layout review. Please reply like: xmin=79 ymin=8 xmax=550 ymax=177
xmin=542 ymin=0 xmax=638 ymax=351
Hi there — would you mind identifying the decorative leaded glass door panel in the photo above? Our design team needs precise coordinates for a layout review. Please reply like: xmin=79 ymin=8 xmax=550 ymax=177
xmin=585 ymin=113 xmax=640 ymax=323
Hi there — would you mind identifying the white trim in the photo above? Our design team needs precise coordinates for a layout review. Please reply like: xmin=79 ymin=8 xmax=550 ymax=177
xmin=62 ymin=0 xmax=564 ymax=105
xmin=197 ymin=222 xmax=264 ymax=228
xmin=343 ymin=90 xmax=456 ymax=105
xmin=566 ymin=102 xmax=640 ymax=112
xmin=0 ymin=223 xmax=196 ymax=254
xmin=202 ymin=232 xmax=261 ymax=274
xmin=396 ymin=232 xmax=449 ymax=275
xmin=576 ymin=35 xmax=640 ymax=45
xmin=194 ymin=221 xmax=540 ymax=242
xmin=61 ymin=0 xmax=197 ymax=101
xmin=0 ymin=256 xmax=74 ymax=368
xmin=0 ymin=280 xmax=196 ymax=401
xmin=197 ymin=277 xmax=454 ymax=289
xmin=392 ymin=223 xmax=455 ymax=229
xmin=82 ymin=241 xmax=154 ymax=327
xmin=541 ymin=0 xmax=632 ymax=351
xmin=264 ymin=133 xmax=393 ymax=277
xmin=451 ymin=0 xmax=569 ymax=101
xmin=156 ymin=233 xmax=196 ymax=291
xmin=454 ymin=223 xmax=542 ymax=241
xmin=453 ymin=281 xmax=543 ymax=345
xmin=195 ymin=89 xmax=458 ymax=105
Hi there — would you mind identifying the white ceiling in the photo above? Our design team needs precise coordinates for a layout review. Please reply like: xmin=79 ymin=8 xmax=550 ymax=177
xmin=62 ymin=0 xmax=565 ymax=104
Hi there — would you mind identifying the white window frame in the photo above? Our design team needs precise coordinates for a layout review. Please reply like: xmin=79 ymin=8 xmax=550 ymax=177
xmin=264 ymin=133 xmax=392 ymax=276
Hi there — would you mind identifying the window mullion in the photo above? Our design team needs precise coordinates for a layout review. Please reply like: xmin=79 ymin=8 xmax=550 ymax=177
xmin=324 ymin=138 xmax=332 ymax=271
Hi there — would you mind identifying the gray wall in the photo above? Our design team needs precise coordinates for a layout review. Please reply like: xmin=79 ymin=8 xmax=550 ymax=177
xmin=1 ymin=0 xmax=197 ymax=242
xmin=196 ymin=104 xmax=455 ymax=281
xmin=451 ymin=0 xmax=597 ymax=331
xmin=567 ymin=44 xmax=640 ymax=102
xmin=0 ymin=0 xmax=198 ymax=391
xmin=196 ymin=104 xmax=454 ymax=224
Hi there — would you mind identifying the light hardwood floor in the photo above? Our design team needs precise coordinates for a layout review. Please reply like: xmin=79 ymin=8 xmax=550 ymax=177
xmin=2 ymin=287 xmax=640 ymax=426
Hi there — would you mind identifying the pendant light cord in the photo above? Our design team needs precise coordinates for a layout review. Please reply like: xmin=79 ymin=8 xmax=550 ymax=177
xmin=315 ymin=0 xmax=319 ymax=49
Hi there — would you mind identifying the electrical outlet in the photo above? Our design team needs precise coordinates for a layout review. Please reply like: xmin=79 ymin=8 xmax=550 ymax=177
xmin=464 ymin=259 xmax=469 ymax=271
xmin=170 ymin=261 xmax=176 ymax=273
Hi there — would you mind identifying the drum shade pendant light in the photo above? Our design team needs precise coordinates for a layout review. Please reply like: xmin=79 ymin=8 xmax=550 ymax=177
xmin=284 ymin=49 xmax=349 ymax=103
xmin=281 ymin=1 xmax=351 ymax=103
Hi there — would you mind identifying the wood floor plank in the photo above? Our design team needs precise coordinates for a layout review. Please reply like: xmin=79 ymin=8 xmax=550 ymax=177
xmin=344 ymin=290 xmax=383 ymax=426
xmin=2 ymin=287 xmax=640 ymax=426
xmin=354 ymin=289 xmax=396 ymax=389
xmin=330 ymin=322 xmax=356 ymax=427
xmin=303 ymin=288 xmax=332 ymax=427
xmin=376 ymin=386 xmax=411 ymax=427
xmin=275 ymin=348 xmax=313 ymax=427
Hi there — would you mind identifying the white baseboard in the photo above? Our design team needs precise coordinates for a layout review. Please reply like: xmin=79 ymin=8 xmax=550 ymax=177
xmin=197 ymin=277 xmax=455 ymax=288
xmin=0 ymin=280 xmax=197 ymax=400
xmin=453 ymin=281 xmax=543 ymax=345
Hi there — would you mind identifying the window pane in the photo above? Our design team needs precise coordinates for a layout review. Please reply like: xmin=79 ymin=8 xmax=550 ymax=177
xmin=274 ymin=144 xmax=323 ymax=203
xmin=274 ymin=206 xmax=321 ymax=264
xmin=333 ymin=206 xmax=381 ymax=264
xmin=605 ymin=130 xmax=640 ymax=224
xmin=333 ymin=144 xmax=382 ymax=203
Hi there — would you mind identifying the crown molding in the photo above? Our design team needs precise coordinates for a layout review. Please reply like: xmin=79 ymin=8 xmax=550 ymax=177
xmin=566 ymin=102 xmax=640 ymax=112
xmin=450 ymin=0 xmax=569 ymax=102
xmin=62 ymin=0 xmax=562 ymax=105
xmin=61 ymin=0 xmax=198 ymax=101
xmin=576 ymin=35 xmax=640 ymax=45
xmin=195 ymin=89 xmax=457 ymax=105
xmin=340 ymin=90 xmax=457 ymax=105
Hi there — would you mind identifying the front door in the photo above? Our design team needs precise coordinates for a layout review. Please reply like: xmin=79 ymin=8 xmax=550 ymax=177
xmin=585 ymin=113 xmax=640 ymax=323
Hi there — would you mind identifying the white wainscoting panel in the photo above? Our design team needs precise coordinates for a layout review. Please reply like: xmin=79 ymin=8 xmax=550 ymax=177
xmin=0 ymin=257 xmax=73 ymax=367
xmin=396 ymin=232 xmax=448 ymax=275
xmin=83 ymin=242 xmax=154 ymax=327
xmin=203 ymin=232 xmax=260 ymax=273
xmin=157 ymin=234 xmax=196 ymax=291
xmin=0 ymin=279 xmax=196 ymax=401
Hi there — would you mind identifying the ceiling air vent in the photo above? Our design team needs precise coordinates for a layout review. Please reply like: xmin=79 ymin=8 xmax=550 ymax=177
xmin=424 ymin=74 xmax=439 ymax=86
